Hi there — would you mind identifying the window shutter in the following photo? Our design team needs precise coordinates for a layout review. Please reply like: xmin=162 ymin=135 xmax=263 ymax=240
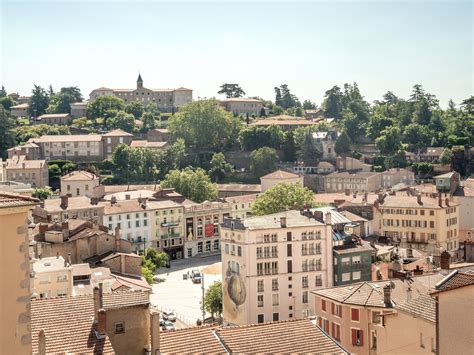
xmin=359 ymin=330 xmax=364 ymax=346
xmin=331 ymin=302 xmax=335 ymax=315
xmin=318 ymin=317 xmax=322 ymax=327
xmin=352 ymin=329 xmax=356 ymax=345
xmin=331 ymin=323 xmax=335 ymax=337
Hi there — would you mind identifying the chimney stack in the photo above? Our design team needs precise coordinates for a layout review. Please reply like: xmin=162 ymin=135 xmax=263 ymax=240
xmin=93 ymin=286 xmax=101 ymax=318
xmin=67 ymin=253 xmax=72 ymax=266
xmin=280 ymin=217 xmax=287 ymax=228
xmin=151 ymin=310 xmax=161 ymax=353
xmin=445 ymin=198 xmax=450 ymax=207
xmin=417 ymin=195 xmax=422 ymax=205
xmin=38 ymin=330 xmax=46 ymax=355
xmin=60 ymin=195 xmax=68 ymax=210
xmin=406 ymin=287 xmax=412 ymax=302
xmin=114 ymin=226 xmax=120 ymax=252
xmin=111 ymin=195 xmax=117 ymax=205
xmin=325 ymin=211 xmax=332 ymax=226
xmin=438 ymin=192 xmax=443 ymax=207
xmin=440 ymin=251 xmax=451 ymax=270
xmin=61 ymin=221 xmax=70 ymax=239
xmin=97 ymin=309 xmax=107 ymax=336
xmin=383 ymin=283 xmax=393 ymax=307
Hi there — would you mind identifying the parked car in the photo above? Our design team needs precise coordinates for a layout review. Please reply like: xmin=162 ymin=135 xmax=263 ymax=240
xmin=192 ymin=270 xmax=202 ymax=284
xmin=162 ymin=311 xmax=177 ymax=322
xmin=163 ymin=320 xmax=175 ymax=331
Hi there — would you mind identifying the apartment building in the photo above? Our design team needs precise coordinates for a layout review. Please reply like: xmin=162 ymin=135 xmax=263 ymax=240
xmin=37 ymin=113 xmax=72 ymax=125
xmin=217 ymin=183 xmax=261 ymax=198
xmin=374 ymin=193 xmax=460 ymax=256
xmin=60 ymin=170 xmax=103 ymax=198
xmin=3 ymin=155 xmax=49 ymax=187
xmin=102 ymin=129 xmax=133 ymax=159
xmin=220 ymin=98 xmax=263 ymax=116
xmin=148 ymin=199 xmax=185 ymax=260
xmin=147 ymin=128 xmax=170 ymax=142
xmin=0 ymin=193 xmax=38 ymax=355
xmin=225 ymin=193 xmax=259 ymax=220
xmin=312 ymin=274 xmax=444 ymax=355
xmin=260 ymin=169 xmax=303 ymax=192
xmin=381 ymin=168 xmax=415 ymax=188
xmin=336 ymin=156 xmax=372 ymax=173
xmin=184 ymin=201 xmax=231 ymax=258
xmin=221 ymin=210 xmax=333 ymax=326
xmin=36 ymin=195 xmax=104 ymax=224
xmin=7 ymin=142 xmax=41 ymax=160
xmin=89 ymin=74 xmax=192 ymax=112
xmin=10 ymin=102 xmax=29 ymax=117
xmin=453 ymin=178 xmax=474 ymax=242
xmin=101 ymin=198 xmax=152 ymax=253
xmin=31 ymin=256 xmax=73 ymax=298
xmin=324 ymin=171 xmax=382 ymax=193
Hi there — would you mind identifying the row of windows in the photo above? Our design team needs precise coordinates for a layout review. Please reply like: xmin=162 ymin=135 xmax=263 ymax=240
xmin=383 ymin=219 xmax=435 ymax=228
xmin=108 ymin=219 xmax=148 ymax=230
xmin=224 ymin=244 xmax=242 ymax=256
xmin=382 ymin=208 xmax=436 ymax=216
xmin=108 ymin=213 xmax=148 ymax=222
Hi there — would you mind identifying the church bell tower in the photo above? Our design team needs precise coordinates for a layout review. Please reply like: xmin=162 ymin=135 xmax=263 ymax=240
xmin=137 ymin=73 xmax=143 ymax=88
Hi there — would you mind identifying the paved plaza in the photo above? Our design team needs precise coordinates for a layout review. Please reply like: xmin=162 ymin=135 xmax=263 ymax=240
xmin=150 ymin=255 xmax=222 ymax=327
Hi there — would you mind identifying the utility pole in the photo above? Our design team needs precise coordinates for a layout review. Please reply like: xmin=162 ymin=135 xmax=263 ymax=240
xmin=201 ymin=273 xmax=206 ymax=323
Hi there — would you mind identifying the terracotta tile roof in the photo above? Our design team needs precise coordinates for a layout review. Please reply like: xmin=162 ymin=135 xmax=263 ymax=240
xmin=130 ymin=140 xmax=168 ymax=148
xmin=453 ymin=178 xmax=474 ymax=197
xmin=100 ymin=199 xmax=149 ymax=214
xmin=380 ymin=195 xmax=458 ymax=209
xmin=217 ymin=318 xmax=346 ymax=354
xmin=102 ymin=290 xmax=149 ymax=309
xmin=6 ymin=156 xmax=46 ymax=169
xmin=396 ymin=294 xmax=436 ymax=323
xmin=103 ymin=184 xmax=159 ymax=194
xmin=111 ymin=273 xmax=151 ymax=292
xmin=30 ymin=134 xmax=102 ymax=143
xmin=224 ymin=193 xmax=259 ymax=203
xmin=159 ymin=319 xmax=347 ymax=354
xmin=217 ymin=183 xmax=261 ymax=193
xmin=159 ymin=325 xmax=225 ymax=354
xmin=326 ymin=171 xmax=381 ymax=179
xmin=432 ymin=270 xmax=474 ymax=294
xmin=101 ymin=252 xmax=142 ymax=262
xmin=102 ymin=129 xmax=134 ymax=137
xmin=261 ymin=169 xmax=300 ymax=179
xmin=61 ymin=170 xmax=99 ymax=181
xmin=0 ymin=192 xmax=39 ymax=208
xmin=313 ymin=274 xmax=444 ymax=308
xmin=43 ymin=196 xmax=102 ymax=213
xmin=31 ymin=295 xmax=114 ymax=354
xmin=222 ymin=97 xmax=262 ymax=103
xmin=38 ymin=113 xmax=70 ymax=118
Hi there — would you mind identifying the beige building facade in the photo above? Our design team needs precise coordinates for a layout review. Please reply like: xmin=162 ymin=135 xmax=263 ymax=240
xmin=260 ymin=169 xmax=303 ymax=192
xmin=324 ymin=171 xmax=382 ymax=193
xmin=10 ymin=102 xmax=29 ymax=117
xmin=60 ymin=170 xmax=103 ymax=198
xmin=225 ymin=193 xmax=259 ymax=220
xmin=89 ymin=74 xmax=192 ymax=112
xmin=381 ymin=168 xmax=415 ymax=188
xmin=35 ymin=195 xmax=104 ymax=224
xmin=220 ymin=98 xmax=263 ymax=116
xmin=374 ymin=193 xmax=460 ymax=257
xmin=221 ymin=210 xmax=333 ymax=326
xmin=37 ymin=113 xmax=72 ymax=125
xmin=0 ymin=193 xmax=38 ymax=355
xmin=31 ymin=256 xmax=73 ymax=298
xmin=3 ymin=155 xmax=49 ymax=187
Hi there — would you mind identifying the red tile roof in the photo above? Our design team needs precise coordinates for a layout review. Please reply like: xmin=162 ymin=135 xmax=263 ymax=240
xmin=31 ymin=295 xmax=114 ymax=354
xmin=0 ymin=192 xmax=39 ymax=208
xmin=159 ymin=319 xmax=347 ymax=354
xmin=261 ymin=169 xmax=300 ymax=179
xmin=432 ymin=270 xmax=474 ymax=294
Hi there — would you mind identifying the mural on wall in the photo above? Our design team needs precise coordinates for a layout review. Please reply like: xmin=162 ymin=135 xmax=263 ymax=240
xmin=223 ymin=260 xmax=247 ymax=324
xmin=186 ymin=218 xmax=194 ymax=241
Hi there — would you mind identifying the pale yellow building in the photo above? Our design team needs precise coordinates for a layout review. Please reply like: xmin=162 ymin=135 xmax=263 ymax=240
xmin=220 ymin=98 xmax=263 ymax=116
xmin=0 ymin=192 xmax=38 ymax=355
xmin=374 ymin=193 xmax=460 ymax=257
xmin=260 ymin=169 xmax=303 ymax=192
xmin=324 ymin=171 xmax=382 ymax=193
xmin=60 ymin=170 xmax=103 ymax=198
xmin=221 ymin=210 xmax=333 ymax=326
xmin=3 ymin=155 xmax=49 ymax=187
xmin=225 ymin=193 xmax=259 ymax=220
xmin=31 ymin=256 xmax=73 ymax=298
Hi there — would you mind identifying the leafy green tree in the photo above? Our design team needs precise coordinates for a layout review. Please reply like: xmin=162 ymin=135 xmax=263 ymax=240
xmin=161 ymin=167 xmax=218 ymax=203
xmin=295 ymin=106 xmax=304 ymax=117
xmin=297 ymin=131 xmax=321 ymax=165
xmin=112 ymin=111 xmax=135 ymax=132
xmin=48 ymin=164 xmax=62 ymax=182
xmin=167 ymin=138 xmax=186 ymax=170
xmin=413 ymin=98 xmax=432 ymax=126
xmin=204 ymin=281 xmax=223 ymax=320
xmin=86 ymin=95 xmax=125 ymax=120
xmin=32 ymin=187 xmax=53 ymax=200
xmin=282 ymin=131 xmax=297 ymax=162
xmin=28 ymin=85 xmax=50 ymax=117
xmin=209 ymin=152 xmax=233 ymax=182
xmin=274 ymin=87 xmax=283 ymax=107
xmin=15 ymin=124 xmax=70 ymax=145
xmin=0 ymin=96 xmax=16 ymax=111
xmin=144 ymin=248 xmax=168 ymax=269
xmin=61 ymin=162 xmax=76 ymax=174
xmin=322 ymin=86 xmax=343 ymax=119
xmin=46 ymin=87 xmax=83 ymax=114
xmin=411 ymin=162 xmax=433 ymax=176
xmin=275 ymin=84 xmax=300 ymax=109
xmin=125 ymin=101 xmax=145 ymax=119
xmin=112 ymin=144 xmax=133 ymax=182
xmin=168 ymin=99 xmax=241 ymax=150
xmin=218 ymin=84 xmax=246 ymax=98
xmin=0 ymin=107 xmax=16 ymax=158
xmin=238 ymin=125 xmax=284 ymax=151
xmin=334 ymin=131 xmax=352 ymax=155
xmin=141 ymin=112 xmax=158 ymax=131
xmin=403 ymin=123 xmax=430 ymax=152
xmin=366 ymin=112 xmax=393 ymax=140
xmin=375 ymin=126 xmax=402 ymax=156
xmin=250 ymin=147 xmax=278 ymax=178
xmin=0 ymin=86 xmax=6 ymax=97
xmin=252 ymin=182 xmax=314 ymax=216
xmin=302 ymin=100 xmax=317 ymax=109
xmin=141 ymin=266 xmax=154 ymax=284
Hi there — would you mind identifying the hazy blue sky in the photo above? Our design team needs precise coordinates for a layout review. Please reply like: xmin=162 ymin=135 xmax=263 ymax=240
xmin=1 ymin=1 xmax=472 ymax=106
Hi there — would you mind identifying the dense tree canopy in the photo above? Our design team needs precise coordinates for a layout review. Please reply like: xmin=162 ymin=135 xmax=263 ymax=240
xmin=86 ymin=95 xmax=125 ymax=120
xmin=0 ymin=107 xmax=16 ymax=158
xmin=168 ymin=99 xmax=241 ymax=150
xmin=250 ymin=147 xmax=278 ymax=178
xmin=161 ymin=167 xmax=217 ymax=203
xmin=125 ymin=101 xmax=145 ymax=119
xmin=218 ymin=84 xmax=246 ymax=98
xmin=28 ymin=85 xmax=50 ymax=117
xmin=47 ymin=86 xmax=83 ymax=113
xmin=252 ymin=182 xmax=314 ymax=216
xmin=204 ymin=281 xmax=223 ymax=320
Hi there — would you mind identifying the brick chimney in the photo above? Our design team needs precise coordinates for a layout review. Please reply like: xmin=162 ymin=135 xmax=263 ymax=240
xmin=440 ymin=251 xmax=451 ymax=270
xmin=438 ymin=192 xmax=443 ymax=207
xmin=150 ymin=310 xmax=161 ymax=353
xmin=325 ymin=211 xmax=332 ymax=226
xmin=61 ymin=221 xmax=69 ymax=239
xmin=313 ymin=210 xmax=323 ymax=221
xmin=39 ymin=223 xmax=49 ymax=235
xmin=93 ymin=283 xmax=104 ymax=320
xmin=114 ymin=226 xmax=121 ymax=252
xmin=60 ymin=195 xmax=68 ymax=210
xmin=383 ymin=283 xmax=393 ymax=307
xmin=98 ymin=309 xmax=107 ymax=336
